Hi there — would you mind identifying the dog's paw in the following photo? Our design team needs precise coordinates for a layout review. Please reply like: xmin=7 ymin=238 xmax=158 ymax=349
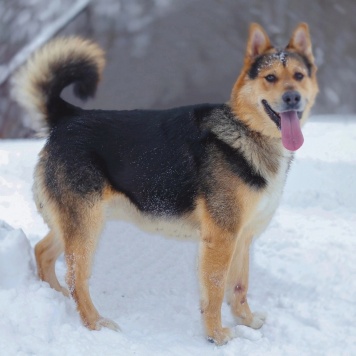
xmin=207 ymin=327 xmax=236 ymax=346
xmin=236 ymin=311 xmax=267 ymax=329
xmin=95 ymin=317 xmax=121 ymax=332
xmin=249 ymin=312 xmax=266 ymax=329
xmin=60 ymin=286 xmax=70 ymax=297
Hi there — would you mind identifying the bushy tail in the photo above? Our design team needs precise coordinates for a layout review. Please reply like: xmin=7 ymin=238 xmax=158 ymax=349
xmin=12 ymin=37 xmax=105 ymax=131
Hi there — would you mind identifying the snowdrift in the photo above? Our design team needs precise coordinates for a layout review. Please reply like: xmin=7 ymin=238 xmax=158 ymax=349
xmin=0 ymin=118 xmax=355 ymax=355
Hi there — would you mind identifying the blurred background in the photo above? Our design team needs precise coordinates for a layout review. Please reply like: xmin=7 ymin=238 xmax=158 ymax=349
xmin=1 ymin=0 xmax=355 ymax=138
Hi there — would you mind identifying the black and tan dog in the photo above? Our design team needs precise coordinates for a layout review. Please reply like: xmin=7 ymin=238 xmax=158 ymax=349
xmin=13 ymin=23 xmax=318 ymax=345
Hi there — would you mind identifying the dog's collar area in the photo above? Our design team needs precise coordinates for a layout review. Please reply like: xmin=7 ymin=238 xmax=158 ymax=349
xmin=262 ymin=100 xmax=303 ymax=129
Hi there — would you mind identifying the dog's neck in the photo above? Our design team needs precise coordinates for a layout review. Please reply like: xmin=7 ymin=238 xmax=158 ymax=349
xmin=206 ymin=105 xmax=289 ymax=178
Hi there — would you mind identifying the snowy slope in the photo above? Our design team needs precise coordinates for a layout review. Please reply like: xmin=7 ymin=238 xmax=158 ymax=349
xmin=0 ymin=117 xmax=355 ymax=355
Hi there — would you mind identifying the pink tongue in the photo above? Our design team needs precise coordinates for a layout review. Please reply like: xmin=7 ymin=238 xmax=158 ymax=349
xmin=280 ymin=111 xmax=304 ymax=151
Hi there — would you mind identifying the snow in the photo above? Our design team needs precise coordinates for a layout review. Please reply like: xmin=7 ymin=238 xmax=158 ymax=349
xmin=0 ymin=117 xmax=356 ymax=355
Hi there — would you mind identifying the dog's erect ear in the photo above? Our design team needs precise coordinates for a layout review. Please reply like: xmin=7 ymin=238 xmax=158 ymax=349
xmin=287 ymin=23 xmax=314 ymax=62
xmin=245 ymin=23 xmax=271 ymax=59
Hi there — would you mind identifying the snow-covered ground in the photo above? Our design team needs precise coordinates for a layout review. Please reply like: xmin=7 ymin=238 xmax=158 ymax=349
xmin=0 ymin=116 xmax=355 ymax=355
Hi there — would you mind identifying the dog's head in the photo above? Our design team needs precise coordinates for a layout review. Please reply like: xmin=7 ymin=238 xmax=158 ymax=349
xmin=230 ymin=23 xmax=319 ymax=151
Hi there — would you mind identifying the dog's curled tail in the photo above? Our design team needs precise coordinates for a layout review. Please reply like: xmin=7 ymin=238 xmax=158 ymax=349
xmin=12 ymin=37 xmax=105 ymax=131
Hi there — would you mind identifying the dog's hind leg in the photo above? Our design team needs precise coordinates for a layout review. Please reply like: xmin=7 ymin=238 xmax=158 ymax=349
xmin=226 ymin=232 xmax=266 ymax=329
xmin=62 ymin=199 xmax=119 ymax=331
xmin=35 ymin=230 xmax=69 ymax=296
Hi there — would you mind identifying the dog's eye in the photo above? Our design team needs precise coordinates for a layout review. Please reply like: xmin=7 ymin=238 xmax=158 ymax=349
xmin=294 ymin=72 xmax=304 ymax=81
xmin=265 ymin=74 xmax=277 ymax=83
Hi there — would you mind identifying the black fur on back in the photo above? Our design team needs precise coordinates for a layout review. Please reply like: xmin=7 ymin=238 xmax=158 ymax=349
xmin=44 ymin=103 xmax=268 ymax=217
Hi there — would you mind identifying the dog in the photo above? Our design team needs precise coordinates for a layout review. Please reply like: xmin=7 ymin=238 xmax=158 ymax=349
xmin=13 ymin=23 xmax=318 ymax=345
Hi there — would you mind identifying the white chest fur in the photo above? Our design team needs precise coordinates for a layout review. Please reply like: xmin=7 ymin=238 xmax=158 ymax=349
xmin=248 ymin=150 xmax=293 ymax=238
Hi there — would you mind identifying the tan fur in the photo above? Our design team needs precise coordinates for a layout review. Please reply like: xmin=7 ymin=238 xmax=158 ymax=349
xmin=226 ymin=231 xmax=255 ymax=325
xmin=197 ymin=198 xmax=238 ymax=344
xmin=35 ymin=231 xmax=67 ymax=296
xmin=63 ymin=201 xmax=111 ymax=330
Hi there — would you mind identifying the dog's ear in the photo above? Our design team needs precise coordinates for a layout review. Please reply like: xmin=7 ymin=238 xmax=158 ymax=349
xmin=245 ymin=23 xmax=271 ymax=59
xmin=287 ymin=23 xmax=314 ymax=62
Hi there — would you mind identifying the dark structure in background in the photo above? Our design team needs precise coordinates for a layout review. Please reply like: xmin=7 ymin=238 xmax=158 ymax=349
xmin=1 ymin=0 xmax=355 ymax=138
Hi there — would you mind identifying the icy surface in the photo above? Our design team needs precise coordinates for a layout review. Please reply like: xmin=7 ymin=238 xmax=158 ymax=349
xmin=0 ymin=117 xmax=355 ymax=355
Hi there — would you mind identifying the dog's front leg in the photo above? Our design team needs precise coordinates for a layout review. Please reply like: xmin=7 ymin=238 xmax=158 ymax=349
xmin=198 ymin=222 xmax=237 ymax=345
xmin=226 ymin=233 xmax=265 ymax=329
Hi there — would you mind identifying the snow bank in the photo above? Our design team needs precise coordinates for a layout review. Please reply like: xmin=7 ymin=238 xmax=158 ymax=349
xmin=0 ymin=220 xmax=33 ymax=288
xmin=0 ymin=117 xmax=355 ymax=355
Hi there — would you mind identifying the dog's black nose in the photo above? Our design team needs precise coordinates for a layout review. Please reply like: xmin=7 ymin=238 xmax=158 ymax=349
xmin=282 ymin=91 xmax=301 ymax=109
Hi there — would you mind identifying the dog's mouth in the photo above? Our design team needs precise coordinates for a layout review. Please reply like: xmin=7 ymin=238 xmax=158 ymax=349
xmin=262 ymin=99 xmax=304 ymax=151
xmin=262 ymin=100 xmax=303 ymax=129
